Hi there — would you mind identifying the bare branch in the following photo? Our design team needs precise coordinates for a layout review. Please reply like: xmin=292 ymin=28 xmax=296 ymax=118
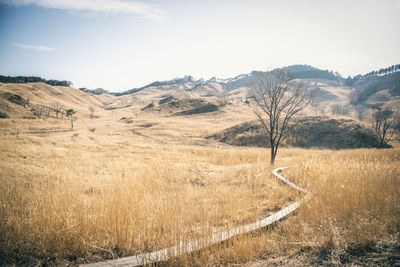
xmin=371 ymin=107 xmax=395 ymax=148
xmin=250 ymin=69 xmax=310 ymax=164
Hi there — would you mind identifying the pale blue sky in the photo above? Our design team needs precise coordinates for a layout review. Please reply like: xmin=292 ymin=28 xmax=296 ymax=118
xmin=0 ymin=0 xmax=399 ymax=92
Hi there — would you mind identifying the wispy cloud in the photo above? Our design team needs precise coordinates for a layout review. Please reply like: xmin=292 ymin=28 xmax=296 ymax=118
xmin=0 ymin=0 xmax=165 ymax=20
xmin=15 ymin=43 xmax=56 ymax=51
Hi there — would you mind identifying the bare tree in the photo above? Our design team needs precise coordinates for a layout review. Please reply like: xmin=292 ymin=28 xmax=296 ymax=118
xmin=249 ymin=69 xmax=310 ymax=165
xmin=354 ymin=105 xmax=368 ymax=121
xmin=217 ymin=96 xmax=228 ymax=107
xmin=394 ymin=113 xmax=400 ymax=139
xmin=65 ymin=109 xmax=76 ymax=130
xmin=310 ymin=99 xmax=321 ymax=116
xmin=24 ymin=97 xmax=30 ymax=108
xmin=44 ymin=107 xmax=51 ymax=120
xmin=52 ymin=102 xmax=65 ymax=119
xmin=331 ymin=104 xmax=351 ymax=116
xmin=89 ymin=106 xmax=94 ymax=119
xmin=32 ymin=105 xmax=44 ymax=119
xmin=371 ymin=107 xmax=395 ymax=148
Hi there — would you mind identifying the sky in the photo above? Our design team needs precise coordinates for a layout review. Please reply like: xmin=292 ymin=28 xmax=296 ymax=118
xmin=0 ymin=0 xmax=399 ymax=92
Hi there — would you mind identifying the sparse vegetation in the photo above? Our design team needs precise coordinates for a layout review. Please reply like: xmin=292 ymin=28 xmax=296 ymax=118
xmin=32 ymin=104 xmax=45 ymax=119
xmin=52 ymin=101 xmax=65 ymax=119
xmin=354 ymin=105 xmax=368 ymax=121
xmin=310 ymin=100 xmax=321 ymax=116
xmin=331 ymin=104 xmax=351 ymax=116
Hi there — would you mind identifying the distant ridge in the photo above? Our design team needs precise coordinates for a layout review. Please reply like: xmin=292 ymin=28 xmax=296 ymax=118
xmin=283 ymin=64 xmax=342 ymax=81
xmin=3 ymin=64 xmax=399 ymax=104
xmin=0 ymin=75 xmax=72 ymax=87
xmin=109 ymin=64 xmax=352 ymax=96
xmin=113 ymin=76 xmax=196 ymax=96
xmin=345 ymin=64 xmax=400 ymax=86
xmin=78 ymin=88 xmax=108 ymax=95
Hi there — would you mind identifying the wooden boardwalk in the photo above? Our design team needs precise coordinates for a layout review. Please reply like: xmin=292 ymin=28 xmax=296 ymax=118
xmin=82 ymin=167 xmax=308 ymax=267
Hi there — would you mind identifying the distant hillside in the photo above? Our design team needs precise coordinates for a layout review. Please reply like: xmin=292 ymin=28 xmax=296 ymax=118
xmin=284 ymin=65 xmax=341 ymax=81
xmin=207 ymin=116 xmax=385 ymax=149
xmin=208 ymin=71 xmax=259 ymax=92
xmin=174 ymin=103 xmax=219 ymax=116
xmin=0 ymin=75 xmax=72 ymax=87
xmin=95 ymin=64 xmax=398 ymax=117
xmin=79 ymin=87 xmax=108 ymax=95
xmin=345 ymin=64 xmax=400 ymax=86
xmin=3 ymin=63 xmax=398 ymax=117
xmin=113 ymin=76 xmax=197 ymax=96
xmin=0 ymin=82 xmax=113 ymax=119
xmin=350 ymin=71 xmax=400 ymax=106
xmin=112 ymin=65 xmax=342 ymax=98
xmin=139 ymin=95 xmax=220 ymax=116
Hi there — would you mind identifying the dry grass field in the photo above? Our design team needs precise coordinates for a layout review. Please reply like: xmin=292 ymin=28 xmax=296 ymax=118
xmin=0 ymin=83 xmax=399 ymax=266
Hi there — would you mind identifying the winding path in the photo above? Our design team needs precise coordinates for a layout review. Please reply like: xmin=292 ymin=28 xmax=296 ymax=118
xmin=82 ymin=167 xmax=308 ymax=267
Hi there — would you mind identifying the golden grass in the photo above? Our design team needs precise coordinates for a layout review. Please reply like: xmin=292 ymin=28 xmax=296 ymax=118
xmin=241 ymin=149 xmax=400 ymax=266
xmin=0 ymin=104 xmax=399 ymax=265
xmin=288 ymin=149 xmax=400 ymax=247
xmin=0 ymin=123 xmax=298 ymax=265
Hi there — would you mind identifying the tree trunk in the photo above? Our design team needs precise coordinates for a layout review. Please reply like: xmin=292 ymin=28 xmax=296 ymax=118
xmin=270 ymin=144 xmax=275 ymax=165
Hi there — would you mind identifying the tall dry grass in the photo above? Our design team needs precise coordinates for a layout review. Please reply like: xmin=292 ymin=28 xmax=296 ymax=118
xmin=0 ymin=119 xmax=399 ymax=265
xmin=168 ymin=148 xmax=400 ymax=266
xmin=286 ymin=149 xmax=399 ymax=254
xmin=239 ymin=148 xmax=400 ymax=266
xmin=0 ymin=131 xmax=297 ymax=265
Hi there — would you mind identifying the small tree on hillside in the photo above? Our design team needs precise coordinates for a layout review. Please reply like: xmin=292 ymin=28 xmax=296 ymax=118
xmin=218 ymin=96 xmax=228 ymax=107
xmin=65 ymin=109 xmax=76 ymax=130
xmin=89 ymin=106 xmax=94 ymax=119
xmin=310 ymin=99 xmax=321 ymax=116
xmin=32 ymin=105 xmax=44 ymax=119
xmin=331 ymin=104 xmax=351 ymax=116
xmin=354 ymin=105 xmax=368 ymax=121
xmin=44 ymin=107 xmax=51 ymax=120
xmin=394 ymin=114 xmax=400 ymax=140
xmin=249 ymin=69 xmax=310 ymax=165
xmin=52 ymin=102 xmax=65 ymax=119
xmin=371 ymin=106 xmax=395 ymax=148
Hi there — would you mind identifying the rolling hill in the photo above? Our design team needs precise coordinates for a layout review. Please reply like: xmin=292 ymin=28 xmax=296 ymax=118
xmin=0 ymin=64 xmax=398 ymax=150
xmin=207 ymin=116 xmax=384 ymax=149
xmin=107 ymin=64 xmax=399 ymax=114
